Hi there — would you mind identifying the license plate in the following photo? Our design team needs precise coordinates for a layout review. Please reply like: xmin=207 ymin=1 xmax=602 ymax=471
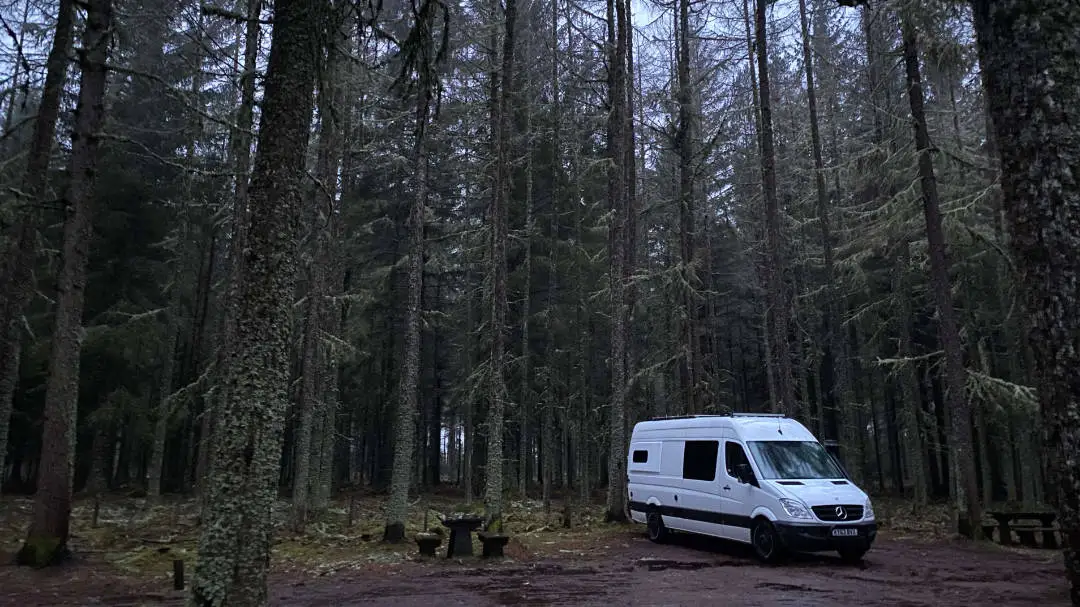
xmin=831 ymin=528 xmax=859 ymax=537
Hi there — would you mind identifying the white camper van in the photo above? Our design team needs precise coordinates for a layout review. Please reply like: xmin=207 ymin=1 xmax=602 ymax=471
xmin=627 ymin=413 xmax=875 ymax=563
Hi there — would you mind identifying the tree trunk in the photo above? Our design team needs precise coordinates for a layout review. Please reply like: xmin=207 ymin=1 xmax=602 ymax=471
xmin=981 ymin=80 xmax=1020 ymax=507
xmin=0 ymin=1 xmax=29 ymax=141
xmin=385 ymin=35 xmax=434 ymax=540
xmin=463 ymin=265 xmax=475 ymax=505
xmin=793 ymin=310 xmax=811 ymax=420
xmin=293 ymin=11 xmax=348 ymax=525
xmin=150 ymin=19 xmax=205 ymax=498
xmin=0 ymin=0 xmax=76 ymax=497
xmin=602 ymin=0 xmax=630 ymax=523
xmin=428 ymin=301 xmax=443 ymax=488
xmin=798 ymin=0 xmax=846 ymax=438
xmin=675 ymin=0 xmax=699 ymax=415
xmin=971 ymin=1 xmax=1080 ymax=599
xmin=188 ymin=0 xmax=320 ymax=602
xmin=865 ymin=362 xmax=885 ymax=492
xmin=755 ymin=0 xmax=796 ymax=416
xmin=196 ymin=0 xmax=261 ymax=500
xmin=623 ymin=0 xmax=639 ymax=414
xmin=312 ymin=377 xmax=336 ymax=511
xmin=975 ymin=340 xmax=995 ymax=506
xmin=899 ymin=13 xmax=981 ymax=536
xmin=483 ymin=0 xmax=517 ymax=531
xmin=86 ymin=422 xmax=113 ymax=505
xmin=291 ymin=260 xmax=324 ymax=530
xmin=16 ymin=0 xmax=113 ymax=568
xmin=148 ymin=327 xmax=178 ymax=498
xmin=570 ymin=44 xmax=591 ymax=503
xmin=518 ymin=56 xmax=534 ymax=496
xmin=543 ymin=0 xmax=561 ymax=512
xmin=894 ymin=243 xmax=928 ymax=509
xmin=741 ymin=4 xmax=766 ymax=424
xmin=741 ymin=0 xmax=761 ymax=146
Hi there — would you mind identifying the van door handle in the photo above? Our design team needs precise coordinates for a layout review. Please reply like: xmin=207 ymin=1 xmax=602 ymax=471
xmin=722 ymin=485 xmax=731 ymax=491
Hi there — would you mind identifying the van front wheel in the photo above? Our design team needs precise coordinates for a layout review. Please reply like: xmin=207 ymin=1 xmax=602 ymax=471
xmin=646 ymin=511 xmax=668 ymax=543
xmin=752 ymin=519 xmax=783 ymax=563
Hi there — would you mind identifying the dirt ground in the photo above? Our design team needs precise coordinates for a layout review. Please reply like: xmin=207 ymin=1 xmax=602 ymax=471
xmin=1 ymin=529 xmax=1069 ymax=606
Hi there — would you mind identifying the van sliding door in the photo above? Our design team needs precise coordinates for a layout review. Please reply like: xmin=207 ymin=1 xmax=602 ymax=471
xmin=677 ymin=440 xmax=724 ymax=537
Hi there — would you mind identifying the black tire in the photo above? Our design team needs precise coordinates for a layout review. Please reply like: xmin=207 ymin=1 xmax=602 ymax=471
xmin=752 ymin=518 xmax=784 ymax=563
xmin=837 ymin=545 xmax=867 ymax=564
xmin=646 ymin=510 xmax=668 ymax=543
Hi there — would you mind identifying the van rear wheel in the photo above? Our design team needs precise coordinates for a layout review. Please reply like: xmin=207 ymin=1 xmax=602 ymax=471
xmin=646 ymin=510 xmax=668 ymax=543
xmin=752 ymin=519 xmax=783 ymax=563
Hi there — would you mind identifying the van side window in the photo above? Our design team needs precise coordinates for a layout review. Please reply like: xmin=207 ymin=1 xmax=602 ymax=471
xmin=725 ymin=441 xmax=750 ymax=478
xmin=682 ymin=441 xmax=719 ymax=481
xmin=632 ymin=450 xmax=648 ymax=463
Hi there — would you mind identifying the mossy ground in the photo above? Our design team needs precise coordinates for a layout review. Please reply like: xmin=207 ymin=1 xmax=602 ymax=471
xmin=0 ymin=491 xmax=633 ymax=582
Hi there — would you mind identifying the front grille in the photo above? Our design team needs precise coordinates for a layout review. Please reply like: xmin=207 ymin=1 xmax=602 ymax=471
xmin=812 ymin=505 xmax=864 ymax=522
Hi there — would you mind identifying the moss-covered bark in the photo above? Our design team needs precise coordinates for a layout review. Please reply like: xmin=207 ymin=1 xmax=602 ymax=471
xmin=187 ymin=0 xmax=320 ymax=603
xmin=194 ymin=0 xmax=261 ymax=504
xmin=483 ymin=0 xmax=518 ymax=531
xmin=384 ymin=105 xmax=428 ymax=543
xmin=384 ymin=0 xmax=440 ymax=541
xmin=971 ymin=1 xmax=1080 ymax=601
xmin=604 ymin=0 xmax=630 ymax=522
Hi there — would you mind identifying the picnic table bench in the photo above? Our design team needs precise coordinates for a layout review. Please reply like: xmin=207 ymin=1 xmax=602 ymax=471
xmin=985 ymin=510 xmax=1058 ymax=549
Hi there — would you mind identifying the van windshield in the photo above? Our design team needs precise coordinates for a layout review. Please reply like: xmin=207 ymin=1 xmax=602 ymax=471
xmin=747 ymin=441 xmax=845 ymax=480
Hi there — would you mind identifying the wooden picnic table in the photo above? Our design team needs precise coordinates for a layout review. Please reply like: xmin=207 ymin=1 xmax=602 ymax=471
xmin=985 ymin=510 xmax=1058 ymax=548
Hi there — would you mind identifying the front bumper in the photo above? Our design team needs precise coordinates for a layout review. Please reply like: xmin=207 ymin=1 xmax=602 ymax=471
xmin=773 ymin=521 xmax=877 ymax=553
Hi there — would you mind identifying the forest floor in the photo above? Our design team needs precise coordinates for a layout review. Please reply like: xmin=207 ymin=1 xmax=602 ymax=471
xmin=0 ymin=493 xmax=1070 ymax=606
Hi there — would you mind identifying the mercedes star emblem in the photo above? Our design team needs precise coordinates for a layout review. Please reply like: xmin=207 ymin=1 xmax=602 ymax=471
xmin=836 ymin=505 xmax=847 ymax=520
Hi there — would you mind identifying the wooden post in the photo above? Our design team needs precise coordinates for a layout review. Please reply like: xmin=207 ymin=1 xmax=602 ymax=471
xmin=173 ymin=559 xmax=184 ymax=590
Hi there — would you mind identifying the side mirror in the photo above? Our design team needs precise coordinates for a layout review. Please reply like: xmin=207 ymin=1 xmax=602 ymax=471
xmin=734 ymin=463 xmax=755 ymax=485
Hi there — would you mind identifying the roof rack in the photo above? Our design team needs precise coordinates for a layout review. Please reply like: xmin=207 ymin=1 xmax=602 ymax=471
xmin=648 ymin=414 xmax=728 ymax=421
xmin=647 ymin=412 xmax=786 ymax=421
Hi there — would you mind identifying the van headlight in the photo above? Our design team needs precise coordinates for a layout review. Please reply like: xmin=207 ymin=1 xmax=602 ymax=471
xmin=779 ymin=498 xmax=812 ymax=520
xmin=864 ymin=499 xmax=875 ymax=520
